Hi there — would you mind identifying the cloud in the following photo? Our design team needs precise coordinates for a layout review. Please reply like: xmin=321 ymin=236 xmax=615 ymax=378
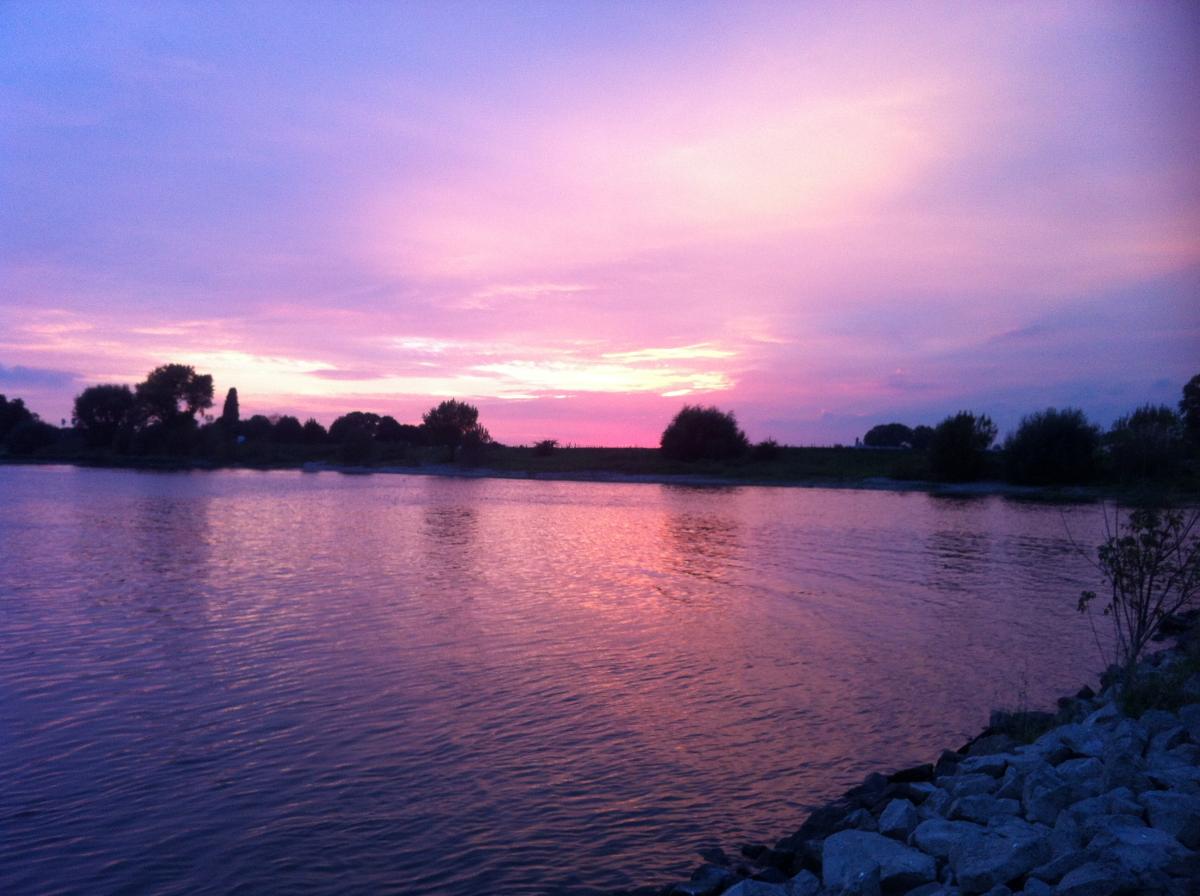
xmin=0 ymin=363 xmax=79 ymax=389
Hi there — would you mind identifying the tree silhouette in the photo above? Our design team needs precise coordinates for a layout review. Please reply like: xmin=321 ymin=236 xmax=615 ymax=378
xmin=135 ymin=364 xmax=213 ymax=426
xmin=0 ymin=394 xmax=35 ymax=442
xmin=220 ymin=388 xmax=239 ymax=430
xmin=928 ymin=411 xmax=996 ymax=481
xmin=72 ymin=384 xmax=135 ymax=448
xmin=422 ymin=400 xmax=488 ymax=449
xmin=1182 ymin=373 xmax=1200 ymax=447
xmin=660 ymin=405 xmax=749 ymax=461
xmin=1003 ymin=407 xmax=1099 ymax=485
xmin=863 ymin=422 xmax=914 ymax=448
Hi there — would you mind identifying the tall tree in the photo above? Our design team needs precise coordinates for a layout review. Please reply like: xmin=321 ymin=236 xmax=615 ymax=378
xmin=421 ymin=400 xmax=488 ymax=449
xmin=1181 ymin=373 xmax=1200 ymax=447
xmin=135 ymin=364 xmax=214 ymax=426
xmin=220 ymin=387 xmax=240 ymax=429
xmin=72 ymin=384 xmax=135 ymax=448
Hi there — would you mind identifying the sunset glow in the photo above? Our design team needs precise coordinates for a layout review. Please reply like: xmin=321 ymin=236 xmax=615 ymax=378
xmin=2 ymin=2 xmax=1198 ymax=444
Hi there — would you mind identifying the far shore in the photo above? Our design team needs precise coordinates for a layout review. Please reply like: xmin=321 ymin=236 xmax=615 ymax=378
xmin=3 ymin=454 xmax=1185 ymax=503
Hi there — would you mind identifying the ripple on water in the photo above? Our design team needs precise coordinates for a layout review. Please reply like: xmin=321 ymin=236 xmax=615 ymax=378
xmin=0 ymin=467 xmax=1115 ymax=894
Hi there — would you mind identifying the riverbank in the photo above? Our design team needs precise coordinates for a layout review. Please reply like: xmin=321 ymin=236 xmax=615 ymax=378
xmin=636 ymin=623 xmax=1200 ymax=896
xmin=3 ymin=454 xmax=1183 ymax=504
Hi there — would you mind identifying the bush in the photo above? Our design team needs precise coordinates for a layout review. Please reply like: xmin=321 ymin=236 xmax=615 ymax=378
xmin=660 ymin=405 xmax=749 ymax=461
xmin=928 ymin=411 xmax=997 ymax=481
xmin=863 ymin=423 xmax=913 ymax=448
xmin=533 ymin=439 xmax=558 ymax=456
xmin=1079 ymin=508 xmax=1200 ymax=673
xmin=1003 ymin=407 xmax=1100 ymax=485
xmin=1106 ymin=404 xmax=1186 ymax=481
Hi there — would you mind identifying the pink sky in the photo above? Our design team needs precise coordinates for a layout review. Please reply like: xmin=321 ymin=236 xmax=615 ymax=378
xmin=2 ymin=2 xmax=1198 ymax=445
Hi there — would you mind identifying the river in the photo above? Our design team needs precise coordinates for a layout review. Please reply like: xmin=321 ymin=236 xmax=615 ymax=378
xmin=0 ymin=465 xmax=1115 ymax=894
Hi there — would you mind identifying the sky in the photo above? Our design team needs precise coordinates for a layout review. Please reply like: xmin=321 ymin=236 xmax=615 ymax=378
xmin=2 ymin=1 xmax=1198 ymax=446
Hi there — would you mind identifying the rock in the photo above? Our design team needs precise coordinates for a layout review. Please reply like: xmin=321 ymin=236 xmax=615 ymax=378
xmin=671 ymin=864 xmax=736 ymax=896
xmin=1055 ymin=724 xmax=1107 ymax=759
xmin=1178 ymin=704 xmax=1200 ymax=742
xmin=822 ymin=830 xmax=936 ymax=894
xmin=919 ymin=788 xmax=953 ymax=821
xmin=722 ymin=881 xmax=788 ymax=896
xmin=1056 ymin=758 xmax=1103 ymax=790
xmin=1020 ymin=878 xmax=1051 ymax=896
xmin=947 ymin=819 xmax=1052 ymax=895
xmin=786 ymin=870 xmax=821 ymax=896
xmin=945 ymin=774 xmax=999 ymax=799
xmin=699 ymin=847 xmax=731 ymax=866
xmin=995 ymin=767 xmax=1023 ymax=801
xmin=1086 ymin=818 xmax=1188 ymax=875
xmin=1078 ymin=812 xmax=1146 ymax=844
xmin=1027 ymin=848 xmax=1089 ymax=884
xmin=965 ymin=733 xmax=1019 ymax=758
xmin=1075 ymin=684 xmax=1097 ymax=701
xmin=1054 ymin=861 xmax=1137 ymax=896
xmin=1140 ymin=790 xmax=1200 ymax=849
xmin=959 ymin=755 xmax=1010 ymax=778
xmin=1021 ymin=766 xmax=1075 ymax=826
xmin=900 ymin=782 xmax=940 ymax=805
xmin=935 ymin=750 xmax=964 ymax=777
xmin=879 ymin=799 xmax=920 ymax=840
xmin=902 ymin=885 xmax=955 ymax=896
xmin=948 ymin=795 xmax=1020 ymax=825
xmin=1081 ymin=702 xmax=1120 ymax=728
xmin=1141 ymin=709 xmax=1182 ymax=737
xmin=980 ymin=887 xmax=1011 ymax=896
xmin=844 ymin=808 xmax=878 ymax=832
xmin=741 ymin=843 xmax=769 ymax=861
xmin=910 ymin=818 xmax=986 ymax=861
xmin=891 ymin=763 xmax=936 ymax=783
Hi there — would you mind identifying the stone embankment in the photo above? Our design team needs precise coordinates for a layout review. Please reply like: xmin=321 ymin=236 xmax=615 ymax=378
xmin=645 ymin=628 xmax=1200 ymax=896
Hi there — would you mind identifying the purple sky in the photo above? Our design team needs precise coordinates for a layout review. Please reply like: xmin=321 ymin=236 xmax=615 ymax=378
xmin=2 ymin=2 xmax=1198 ymax=445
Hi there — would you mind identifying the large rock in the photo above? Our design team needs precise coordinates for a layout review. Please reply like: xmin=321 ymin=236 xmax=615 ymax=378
xmin=946 ymin=818 xmax=1052 ymax=895
xmin=1027 ymin=848 xmax=1090 ymax=884
xmin=723 ymin=872 xmax=820 ymax=896
xmin=948 ymin=795 xmax=1020 ymax=825
xmin=670 ymin=864 xmax=736 ymax=896
xmin=945 ymin=774 xmax=999 ymax=799
xmin=919 ymin=788 xmax=952 ymax=820
xmin=1021 ymin=766 xmax=1074 ymax=825
xmin=878 ymin=799 xmax=919 ymax=840
xmin=821 ymin=830 xmax=936 ymax=894
xmin=1053 ymin=861 xmax=1137 ymax=896
xmin=959 ymin=754 xmax=1010 ymax=778
xmin=1085 ymin=816 xmax=1189 ymax=875
xmin=1140 ymin=790 xmax=1200 ymax=848
xmin=911 ymin=818 xmax=986 ymax=860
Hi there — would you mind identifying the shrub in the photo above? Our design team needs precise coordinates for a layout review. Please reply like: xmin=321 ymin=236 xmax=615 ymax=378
xmin=1003 ymin=407 xmax=1100 ymax=485
xmin=928 ymin=411 xmax=997 ymax=481
xmin=1078 ymin=508 xmax=1200 ymax=674
xmin=863 ymin=423 xmax=913 ymax=448
xmin=533 ymin=439 xmax=558 ymax=456
xmin=660 ymin=405 xmax=749 ymax=461
xmin=1106 ymin=404 xmax=1186 ymax=481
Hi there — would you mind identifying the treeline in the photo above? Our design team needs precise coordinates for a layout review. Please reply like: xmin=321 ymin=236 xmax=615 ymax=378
xmin=0 ymin=363 xmax=494 ymax=465
xmin=858 ymin=373 xmax=1200 ymax=484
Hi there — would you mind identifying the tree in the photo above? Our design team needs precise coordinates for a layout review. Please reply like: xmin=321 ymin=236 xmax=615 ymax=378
xmin=1107 ymin=404 xmax=1186 ymax=481
xmin=135 ymin=364 xmax=213 ymax=426
xmin=421 ymin=400 xmax=488 ymax=449
xmin=273 ymin=415 xmax=305 ymax=443
xmin=1003 ymin=407 xmax=1100 ymax=485
xmin=1079 ymin=508 xmax=1200 ymax=673
xmin=220 ymin=388 xmax=240 ymax=430
xmin=0 ymin=394 xmax=35 ymax=442
xmin=928 ymin=411 xmax=997 ymax=481
xmin=660 ymin=405 xmax=749 ymax=461
xmin=910 ymin=425 xmax=934 ymax=452
xmin=376 ymin=415 xmax=424 ymax=444
xmin=72 ymin=384 xmax=135 ymax=448
xmin=241 ymin=414 xmax=275 ymax=442
xmin=863 ymin=422 xmax=914 ymax=448
xmin=301 ymin=418 xmax=328 ymax=444
xmin=1181 ymin=374 xmax=1200 ymax=447
xmin=4 ymin=419 xmax=58 ymax=455
xmin=329 ymin=411 xmax=381 ymax=443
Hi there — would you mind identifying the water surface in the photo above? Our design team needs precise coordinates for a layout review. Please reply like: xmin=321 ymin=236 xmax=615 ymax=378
xmin=0 ymin=466 xmax=1113 ymax=894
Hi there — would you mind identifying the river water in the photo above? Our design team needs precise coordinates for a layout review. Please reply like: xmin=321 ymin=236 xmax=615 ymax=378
xmin=0 ymin=465 xmax=1115 ymax=894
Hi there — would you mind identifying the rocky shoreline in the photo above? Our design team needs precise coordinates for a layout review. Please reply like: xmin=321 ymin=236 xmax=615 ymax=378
xmin=629 ymin=621 xmax=1200 ymax=896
